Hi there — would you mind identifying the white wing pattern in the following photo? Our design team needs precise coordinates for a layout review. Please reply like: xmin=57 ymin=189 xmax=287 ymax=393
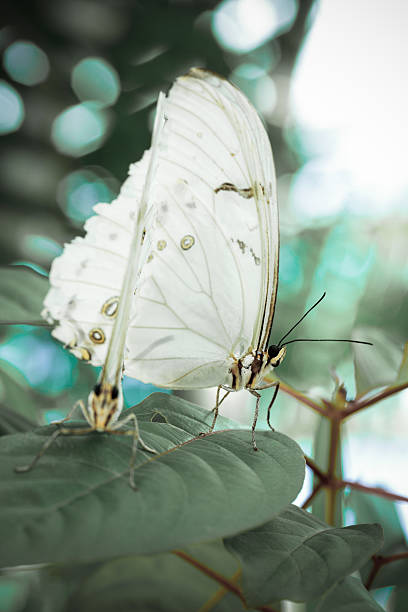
xmin=43 ymin=68 xmax=279 ymax=392
xmin=42 ymin=153 xmax=150 ymax=366
xmin=125 ymin=69 xmax=279 ymax=388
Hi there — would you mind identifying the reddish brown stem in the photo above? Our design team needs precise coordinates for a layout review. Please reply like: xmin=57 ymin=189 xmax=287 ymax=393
xmin=301 ymin=482 xmax=324 ymax=509
xmin=173 ymin=550 xmax=279 ymax=612
xmin=341 ymin=480 xmax=408 ymax=503
xmin=365 ymin=551 xmax=408 ymax=589
xmin=342 ymin=381 xmax=408 ymax=418
xmin=304 ymin=455 xmax=328 ymax=482
xmin=278 ymin=382 xmax=328 ymax=417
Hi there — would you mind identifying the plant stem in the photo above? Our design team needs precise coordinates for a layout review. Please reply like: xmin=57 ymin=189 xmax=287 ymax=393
xmin=301 ymin=482 xmax=323 ymax=509
xmin=304 ymin=455 xmax=327 ymax=482
xmin=340 ymin=480 xmax=408 ymax=503
xmin=173 ymin=549 xmax=279 ymax=612
xmin=342 ymin=381 xmax=408 ymax=418
xmin=278 ymin=382 xmax=328 ymax=417
xmin=365 ymin=551 xmax=408 ymax=589
xmin=326 ymin=417 xmax=341 ymax=526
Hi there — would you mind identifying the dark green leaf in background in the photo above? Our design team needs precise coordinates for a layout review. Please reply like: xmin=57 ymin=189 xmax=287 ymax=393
xmin=0 ymin=266 xmax=49 ymax=326
xmin=394 ymin=342 xmax=408 ymax=385
xmin=393 ymin=587 xmax=408 ymax=612
xmin=67 ymin=548 xmax=245 ymax=612
xmin=0 ymin=393 xmax=305 ymax=567
xmin=225 ymin=504 xmax=383 ymax=606
xmin=353 ymin=328 xmax=403 ymax=397
xmin=347 ymin=490 xmax=408 ymax=588
xmin=2 ymin=543 xmax=250 ymax=612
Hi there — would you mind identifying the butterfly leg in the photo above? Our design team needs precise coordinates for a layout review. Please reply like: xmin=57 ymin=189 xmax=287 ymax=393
xmin=111 ymin=413 xmax=157 ymax=490
xmin=266 ymin=383 xmax=280 ymax=431
xmin=15 ymin=399 xmax=87 ymax=474
xmin=209 ymin=386 xmax=230 ymax=432
xmin=199 ymin=386 xmax=230 ymax=437
xmin=248 ymin=389 xmax=261 ymax=451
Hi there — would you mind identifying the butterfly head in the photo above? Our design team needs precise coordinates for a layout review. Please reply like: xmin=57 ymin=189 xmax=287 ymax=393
xmin=267 ymin=344 xmax=286 ymax=368
xmin=87 ymin=382 xmax=123 ymax=431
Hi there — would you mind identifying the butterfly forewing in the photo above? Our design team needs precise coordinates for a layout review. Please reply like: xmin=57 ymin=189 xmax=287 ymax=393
xmin=124 ymin=69 xmax=279 ymax=388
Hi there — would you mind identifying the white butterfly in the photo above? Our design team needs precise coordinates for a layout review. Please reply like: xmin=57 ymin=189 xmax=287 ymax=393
xmin=42 ymin=68 xmax=285 ymax=452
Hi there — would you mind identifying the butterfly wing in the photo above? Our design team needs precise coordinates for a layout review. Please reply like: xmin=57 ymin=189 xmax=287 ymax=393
xmin=42 ymin=154 xmax=150 ymax=365
xmin=124 ymin=68 xmax=279 ymax=388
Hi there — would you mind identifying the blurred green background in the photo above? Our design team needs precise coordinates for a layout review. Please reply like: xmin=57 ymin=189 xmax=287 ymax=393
xmin=1 ymin=0 xmax=407 ymax=569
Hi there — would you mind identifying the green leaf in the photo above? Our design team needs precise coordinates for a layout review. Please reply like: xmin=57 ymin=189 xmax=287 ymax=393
xmin=6 ymin=541 xmax=248 ymax=612
xmin=394 ymin=342 xmax=408 ymax=385
xmin=353 ymin=328 xmax=402 ymax=397
xmin=347 ymin=490 xmax=406 ymax=554
xmin=6 ymin=545 xmax=248 ymax=612
xmin=0 ymin=404 xmax=36 ymax=435
xmin=0 ymin=576 xmax=30 ymax=612
xmin=393 ymin=587 xmax=408 ymax=612
xmin=0 ymin=362 xmax=41 ymax=427
xmin=347 ymin=490 xmax=408 ymax=588
xmin=69 ymin=546 xmax=246 ymax=612
xmin=0 ymin=393 xmax=305 ymax=567
xmin=314 ymin=576 xmax=384 ymax=611
xmin=225 ymin=505 xmax=383 ymax=606
xmin=0 ymin=266 xmax=49 ymax=326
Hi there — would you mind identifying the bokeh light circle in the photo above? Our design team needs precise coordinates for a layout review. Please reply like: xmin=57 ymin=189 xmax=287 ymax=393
xmin=51 ymin=102 xmax=110 ymax=157
xmin=0 ymin=81 xmax=25 ymax=134
xmin=71 ymin=57 xmax=120 ymax=107
xmin=3 ymin=40 xmax=50 ymax=86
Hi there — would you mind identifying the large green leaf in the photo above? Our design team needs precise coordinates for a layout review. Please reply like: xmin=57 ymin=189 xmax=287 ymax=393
xmin=67 ymin=546 xmax=246 ymax=612
xmin=0 ymin=393 xmax=305 ymax=567
xmin=314 ymin=576 xmax=384 ymax=611
xmin=225 ymin=505 xmax=383 ymax=605
xmin=4 ymin=543 xmax=248 ymax=612
xmin=0 ymin=266 xmax=49 ymax=326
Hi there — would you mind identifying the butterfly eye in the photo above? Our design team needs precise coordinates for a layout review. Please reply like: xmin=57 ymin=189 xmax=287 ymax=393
xmin=111 ymin=386 xmax=119 ymax=400
xmin=267 ymin=344 xmax=281 ymax=359
xmin=94 ymin=382 xmax=102 ymax=396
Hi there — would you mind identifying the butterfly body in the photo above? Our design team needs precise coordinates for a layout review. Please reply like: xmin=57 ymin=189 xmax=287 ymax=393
xmin=226 ymin=346 xmax=286 ymax=392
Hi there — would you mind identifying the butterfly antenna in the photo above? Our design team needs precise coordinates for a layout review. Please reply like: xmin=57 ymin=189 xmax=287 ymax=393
xmin=282 ymin=338 xmax=373 ymax=347
xmin=277 ymin=292 xmax=326 ymax=347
